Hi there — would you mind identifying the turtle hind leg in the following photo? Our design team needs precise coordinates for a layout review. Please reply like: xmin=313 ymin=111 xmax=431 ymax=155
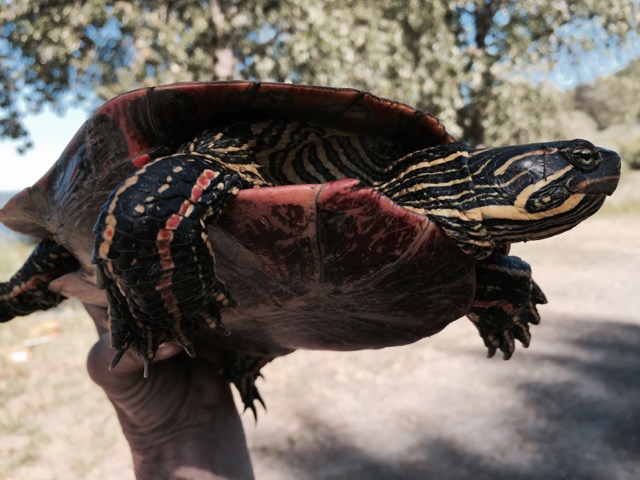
xmin=467 ymin=251 xmax=548 ymax=359
xmin=222 ymin=352 xmax=271 ymax=420
xmin=0 ymin=238 xmax=80 ymax=322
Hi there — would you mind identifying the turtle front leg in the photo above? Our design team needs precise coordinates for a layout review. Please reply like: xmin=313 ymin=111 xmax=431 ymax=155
xmin=0 ymin=239 xmax=80 ymax=321
xmin=92 ymin=139 xmax=260 ymax=375
xmin=467 ymin=251 xmax=548 ymax=359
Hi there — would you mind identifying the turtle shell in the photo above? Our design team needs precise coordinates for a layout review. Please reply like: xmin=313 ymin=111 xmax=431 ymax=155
xmin=0 ymin=81 xmax=474 ymax=357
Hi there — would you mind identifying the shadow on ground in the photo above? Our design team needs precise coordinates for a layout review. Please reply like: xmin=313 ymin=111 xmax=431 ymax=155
xmin=248 ymin=316 xmax=640 ymax=479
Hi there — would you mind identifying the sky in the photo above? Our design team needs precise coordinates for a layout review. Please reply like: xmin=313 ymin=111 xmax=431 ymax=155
xmin=0 ymin=107 xmax=87 ymax=192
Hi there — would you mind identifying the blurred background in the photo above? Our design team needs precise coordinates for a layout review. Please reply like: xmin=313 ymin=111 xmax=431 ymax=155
xmin=1 ymin=1 xmax=639 ymax=479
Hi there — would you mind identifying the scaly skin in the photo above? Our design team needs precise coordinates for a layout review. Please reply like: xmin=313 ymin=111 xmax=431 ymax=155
xmin=93 ymin=132 xmax=271 ymax=409
xmin=379 ymin=140 xmax=619 ymax=358
xmin=0 ymin=239 xmax=80 ymax=322
xmin=467 ymin=252 xmax=548 ymax=359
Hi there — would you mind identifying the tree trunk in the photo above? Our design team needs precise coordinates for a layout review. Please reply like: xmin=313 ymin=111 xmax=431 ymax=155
xmin=458 ymin=101 xmax=486 ymax=147
xmin=209 ymin=0 xmax=237 ymax=79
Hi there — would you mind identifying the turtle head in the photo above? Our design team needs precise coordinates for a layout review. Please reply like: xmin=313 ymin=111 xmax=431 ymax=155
xmin=470 ymin=139 xmax=621 ymax=243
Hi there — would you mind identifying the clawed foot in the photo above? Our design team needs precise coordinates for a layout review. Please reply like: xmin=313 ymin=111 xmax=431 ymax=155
xmin=95 ymin=253 xmax=238 ymax=381
xmin=221 ymin=353 xmax=270 ymax=420
xmin=0 ymin=239 xmax=80 ymax=322
xmin=105 ymin=307 xmax=233 ymax=378
xmin=467 ymin=252 xmax=548 ymax=360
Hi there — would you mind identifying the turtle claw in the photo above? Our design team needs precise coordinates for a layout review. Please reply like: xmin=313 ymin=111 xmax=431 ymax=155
xmin=471 ymin=300 xmax=539 ymax=360
xmin=213 ymin=322 xmax=231 ymax=336
xmin=483 ymin=331 xmax=515 ymax=360
xmin=528 ymin=280 xmax=547 ymax=326
xmin=142 ymin=357 xmax=152 ymax=378
xmin=222 ymin=353 xmax=271 ymax=420
xmin=238 ymin=377 xmax=265 ymax=418
xmin=109 ymin=349 xmax=126 ymax=370
xmin=108 ymin=349 xmax=154 ymax=378
xmin=532 ymin=280 xmax=548 ymax=305
xmin=513 ymin=319 xmax=532 ymax=347
xmin=208 ymin=307 xmax=231 ymax=336
xmin=469 ymin=252 xmax=547 ymax=360
xmin=181 ymin=342 xmax=196 ymax=358
xmin=244 ymin=389 xmax=266 ymax=421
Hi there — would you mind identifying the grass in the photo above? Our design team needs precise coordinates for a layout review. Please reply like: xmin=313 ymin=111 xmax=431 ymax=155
xmin=0 ymin=240 xmax=131 ymax=479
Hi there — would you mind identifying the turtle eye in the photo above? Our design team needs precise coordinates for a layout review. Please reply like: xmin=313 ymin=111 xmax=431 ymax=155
xmin=564 ymin=142 xmax=599 ymax=172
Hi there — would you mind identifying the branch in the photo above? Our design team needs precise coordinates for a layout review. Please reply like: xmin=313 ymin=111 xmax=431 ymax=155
xmin=474 ymin=0 xmax=504 ymax=49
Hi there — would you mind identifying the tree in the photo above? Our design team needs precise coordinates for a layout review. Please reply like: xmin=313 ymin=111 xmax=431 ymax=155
xmin=573 ymin=58 xmax=640 ymax=129
xmin=2 ymin=0 xmax=639 ymax=150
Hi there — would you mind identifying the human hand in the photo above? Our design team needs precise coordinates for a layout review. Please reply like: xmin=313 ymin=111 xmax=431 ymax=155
xmin=84 ymin=303 xmax=254 ymax=480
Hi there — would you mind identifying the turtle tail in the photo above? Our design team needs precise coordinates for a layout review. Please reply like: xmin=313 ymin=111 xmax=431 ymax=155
xmin=0 ymin=239 xmax=80 ymax=322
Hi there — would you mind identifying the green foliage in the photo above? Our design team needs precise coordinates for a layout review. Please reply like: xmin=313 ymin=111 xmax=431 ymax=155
xmin=573 ymin=58 xmax=640 ymax=130
xmin=1 ymin=0 xmax=639 ymax=147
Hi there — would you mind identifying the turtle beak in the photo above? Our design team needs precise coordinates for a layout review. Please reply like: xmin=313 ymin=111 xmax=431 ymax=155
xmin=595 ymin=148 xmax=621 ymax=196
xmin=567 ymin=147 xmax=621 ymax=195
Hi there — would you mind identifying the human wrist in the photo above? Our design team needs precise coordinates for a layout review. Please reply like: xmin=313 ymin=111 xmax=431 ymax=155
xmin=123 ymin=407 xmax=254 ymax=479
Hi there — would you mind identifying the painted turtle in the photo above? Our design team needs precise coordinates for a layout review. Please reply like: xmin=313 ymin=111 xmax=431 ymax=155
xmin=0 ymin=81 xmax=621 ymax=413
